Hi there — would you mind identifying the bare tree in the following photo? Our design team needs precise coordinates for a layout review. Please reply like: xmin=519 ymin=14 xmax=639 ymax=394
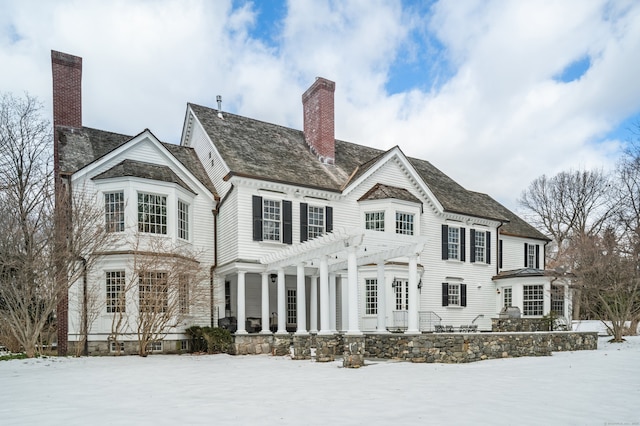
xmin=576 ymin=229 xmax=640 ymax=342
xmin=127 ymin=235 xmax=208 ymax=356
xmin=0 ymin=93 xmax=113 ymax=357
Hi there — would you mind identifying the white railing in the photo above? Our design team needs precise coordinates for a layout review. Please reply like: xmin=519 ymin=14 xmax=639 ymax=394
xmin=419 ymin=311 xmax=442 ymax=332
xmin=391 ymin=310 xmax=408 ymax=331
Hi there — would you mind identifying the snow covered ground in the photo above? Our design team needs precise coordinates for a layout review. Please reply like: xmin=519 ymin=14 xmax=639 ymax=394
xmin=1 ymin=335 xmax=638 ymax=425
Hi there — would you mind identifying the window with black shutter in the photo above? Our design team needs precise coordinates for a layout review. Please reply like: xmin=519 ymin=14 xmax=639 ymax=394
xmin=252 ymin=195 xmax=263 ymax=241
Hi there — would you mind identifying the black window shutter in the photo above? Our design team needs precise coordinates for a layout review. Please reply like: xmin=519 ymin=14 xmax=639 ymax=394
xmin=283 ymin=200 xmax=292 ymax=244
xmin=486 ymin=231 xmax=491 ymax=265
xmin=470 ymin=229 xmax=476 ymax=263
xmin=499 ymin=239 xmax=503 ymax=269
xmin=252 ymin=195 xmax=263 ymax=241
xmin=441 ymin=283 xmax=449 ymax=306
xmin=300 ymin=202 xmax=308 ymax=243
xmin=535 ymin=244 xmax=540 ymax=269
xmin=441 ymin=225 xmax=449 ymax=260
xmin=460 ymin=284 xmax=467 ymax=307
xmin=326 ymin=206 xmax=333 ymax=233
xmin=460 ymin=227 xmax=466 ymax=262
xmin=524 ymin=243 xmax=529 ymax=267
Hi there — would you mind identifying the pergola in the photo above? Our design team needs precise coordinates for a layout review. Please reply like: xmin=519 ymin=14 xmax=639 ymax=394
xmin=234 ymin=227 xmax=428 ymax=336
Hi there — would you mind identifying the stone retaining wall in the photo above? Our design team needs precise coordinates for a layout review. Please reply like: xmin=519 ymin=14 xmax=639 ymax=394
xmin=492 ymin=318 xmax=548 ymax=332
xmin=229 ymin=331 xmax=597 ymax=366
xmin=364 ymin=332 xmax=597 ymax=363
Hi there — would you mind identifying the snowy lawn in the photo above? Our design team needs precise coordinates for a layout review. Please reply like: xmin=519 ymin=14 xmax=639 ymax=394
xmin=1 ymin=336 xmax=638 ymax=426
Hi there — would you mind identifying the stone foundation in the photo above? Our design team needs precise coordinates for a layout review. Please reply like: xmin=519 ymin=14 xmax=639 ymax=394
xmin=292 ymin=334 xmax=313 ymax=360
xmin=230 ymin=334 xmax=273 ymax=355
xmin=316 ymin=334 xmax=342 ymax=362
xmin=272 ymin=333 xmax=292 ymax=356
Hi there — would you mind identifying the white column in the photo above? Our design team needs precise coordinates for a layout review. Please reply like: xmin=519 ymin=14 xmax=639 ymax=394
xmin=309 ymin=275 xmax=318 ymax=334
xmin=295 ymin=263 xmax=308 ymax=334
xmin=347 ymin=247 xmax=361 ymax=335
xmin=277 ymin=268 xmax=286 ymax=334
xmin=319 ymin=256 xmax=331 ymax=335
xmin=406 ymin=255 xmax=419 ymax=334
xmin=376 ymin=261 xmax=386 ymax=332
xmin=236 ymin=271 xmax=247 ymax=334
xmin=329 ymin=273 xmax=337 ymax=333
xmin=340 ymin=274 xmax=348 ymax=332
xmin=260 ymin=272 xmax=270 ymax=334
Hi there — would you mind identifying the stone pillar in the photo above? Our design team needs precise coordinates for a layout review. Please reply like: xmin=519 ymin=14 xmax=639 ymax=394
xmin=406 ymin=255 xmax=419 ymax=334
xmin=329 ymin=273 xmax=337 ymax=332
xmin=295 ymin=263 xmax=308 ymax=335
xmin=310 ymin=275 xmax=318 ymax=334
xmin=343 ymin=335 xmax=365 ymax=368
xmin=319 ymin=256 xmax=331 ymax=335
xmin=347 ymin=247 xmax=361 ymax=335
xmin=292 ymin=334 xmax=312 ymax=360
xmin=272 ymin=333 xmax=292 ymax=356
xmin=376 ymin=261 xmax=386 ymax=332
xmin=316 ymin=334 xmax=339 ymax=362
xmin=236 ymin=271 xmax=247 ymax=334
xmin=277 ymin=268 xmax=286 ymax=334
xmin=260 ymin=272 xmax=271 ymax=334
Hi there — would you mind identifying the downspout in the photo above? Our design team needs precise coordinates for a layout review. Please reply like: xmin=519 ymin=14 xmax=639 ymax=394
xmin=81 ymin=256 xmax=88 ymax=356
xmin=210 ymin=198 xmax=220 ymax=328
xmin=496 ymin=222 xmax=504 ymax=276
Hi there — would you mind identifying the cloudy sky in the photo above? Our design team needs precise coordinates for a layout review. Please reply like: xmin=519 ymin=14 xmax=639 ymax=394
xmin=1 ymin=0 xmax=639 ymax=210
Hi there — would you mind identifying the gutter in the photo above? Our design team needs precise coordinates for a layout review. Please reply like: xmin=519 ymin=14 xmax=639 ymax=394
xmin=210 ymin=196 xmax=221 ymax=327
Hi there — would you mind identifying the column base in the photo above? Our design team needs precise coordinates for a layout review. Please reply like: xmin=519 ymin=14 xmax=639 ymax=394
xmin=343 ymin=335 xmax=365 ymax=368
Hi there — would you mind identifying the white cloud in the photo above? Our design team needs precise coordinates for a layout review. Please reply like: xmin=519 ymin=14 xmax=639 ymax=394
xmin=1 ymin=0 xmax=639 ymax=211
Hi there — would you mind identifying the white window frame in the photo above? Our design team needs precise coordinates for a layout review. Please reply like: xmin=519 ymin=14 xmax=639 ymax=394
xmin=474 ymin=230 xmax=486 ymax=263
xmin=448 ymin=227 xmax=460 ymax=260
xmin=394 ymin=279 xmax=409 ymax=311
xmin=104 ymin=191 xmax=125 ymax=233
xmin=139 ymin=271 xmax=168 ymax=313
xmin=551 ymin=285 xmax=565 ymax=316
xmin=448 ymin=283 xmax=461 ymax=307
xmin=263 ymin=198 xmax=281 ymax=242
xmin=179 ymin=274 xmax=189 ymax=315
xmin=527 ymin=244 xmax=536 ymax=268
xmin=503 ymin=287 xmax=512 ymax=308
xmin=308 ymin=205 xmax=325 ymax=239
xmin=109 ymin=341 xmax=125 ymax=353
xmin=395 ymin=212 xmax=414 ymax=235
xmin=523 ymin=284 xmax=544 ymax=316
xmin=365 ymin=278 xmax=377 ymax=315
xmin=287 ymin=289 xmax=297 ymax=326
xmin=146 ymin=341 xmax=163 ymax=352
xmin=177 ymin=199 xmax=189 ymax=241
xmin=138 ymin=192 xmax=167 ymax=235
xmin=365 ymin=211 xmax=385 ymax=231
xmin=106 ymin=270 xmax=126 ymax=313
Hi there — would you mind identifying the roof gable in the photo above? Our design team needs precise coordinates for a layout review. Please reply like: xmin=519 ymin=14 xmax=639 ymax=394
xmin=92 ymin=159 xmax=196 ymax=194
xmin=358 ymin=183 xmax=421 ymax=204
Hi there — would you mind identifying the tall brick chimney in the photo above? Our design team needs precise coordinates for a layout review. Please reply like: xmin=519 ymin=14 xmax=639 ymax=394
xmin=52 ymin=50 xmax=82 ymax=129
xmin=51 ymin=50 xmax=82 ymax=356
xmin=302 ymin=77 xmax=335 ymax=164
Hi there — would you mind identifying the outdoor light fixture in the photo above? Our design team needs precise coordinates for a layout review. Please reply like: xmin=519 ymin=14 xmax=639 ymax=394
xmin=270 ymin=273 xmax=277 ymax=284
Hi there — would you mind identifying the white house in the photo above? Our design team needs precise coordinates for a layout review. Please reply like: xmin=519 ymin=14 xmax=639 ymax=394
xmin=53 ymin=51 xmax=570 ymax=355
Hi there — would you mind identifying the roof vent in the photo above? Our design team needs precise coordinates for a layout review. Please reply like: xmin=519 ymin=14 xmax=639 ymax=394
xmin=216 ymin=95 xmax=223 ymax=119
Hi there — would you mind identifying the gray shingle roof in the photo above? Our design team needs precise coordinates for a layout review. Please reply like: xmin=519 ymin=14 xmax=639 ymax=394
xmin=358 ymin=183 xmax=421 ymax=204
xmin=57 ymin=126 xmax=218 ymax=197
xmin=92 ymin=159 xmax=195 ymax=194
xmin=191 ymin=103 xmax=549 ymax=239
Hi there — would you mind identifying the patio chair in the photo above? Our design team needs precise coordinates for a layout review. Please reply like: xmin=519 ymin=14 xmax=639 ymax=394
xmin=434 ymin=324 xmax=445 ymax=333
xmin=445 ymin=325 xmax=454 ymax=333
xmin=459 ymin=325 xmax=468 ymax=333
xmin=469 ymin=324 xmax=478 ymax=333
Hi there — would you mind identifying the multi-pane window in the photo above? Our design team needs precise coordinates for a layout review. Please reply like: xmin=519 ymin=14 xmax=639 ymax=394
xmin=503 ymin=287 xmax=512 ymax=308
xmin=263 ymin=199 xmax=281 ymax=241
xmin=474 ymin=230 xmax=486 ymax=263
xmin=147 ymin=341 xmax=163 ymax=352
xmin=551 ymin=285 xmax=564 ymax=316
xmin=395 ymin=212 xmax=414 ymax=235
xmin=365 ymin=211 xmax=385 ymax=231
xmin=105 ymin=192 xmax=125 ymax=232
xmin=394 ymin=279 xmax=408 ymax=311
xmin=365 ymin=279 xmax=377 ymax=315
xmin=308 ymin=205 xmax=325 ymax=239
xmin=109 ymin=341 xmax=124 ymax=353
xmin=448 ymin=227 xmax=460 ymax=260
xmin=106 ymin=271 xmax=126 ymax=313
xmin=287 ymin=289 xmax=297 ymax=326
xmin=523 ymin=285 xmax=544 ymax=316
xmin=179 ymin=274 xmax=189 ymax=315
xmin=448 ymin=283 xmax=460 ymax=306
xmin=138 ymin=193 xmax=167 ymax=234
xmin=139 ymin=271 xmax=168 ymax=313
xmin=178 ymin=200 xmax=189 ymax=240
xmin=527 ymin=244 xmax=536 ymax=268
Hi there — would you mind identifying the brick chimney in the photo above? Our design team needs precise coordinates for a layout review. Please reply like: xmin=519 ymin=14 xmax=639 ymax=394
xmin=52 ymin=50 xmax=82 ymax=129
xmin=302 ymin=77 xmax=335 ymax=164
xmin=51 ymin=50 xmax=82 ymax=356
